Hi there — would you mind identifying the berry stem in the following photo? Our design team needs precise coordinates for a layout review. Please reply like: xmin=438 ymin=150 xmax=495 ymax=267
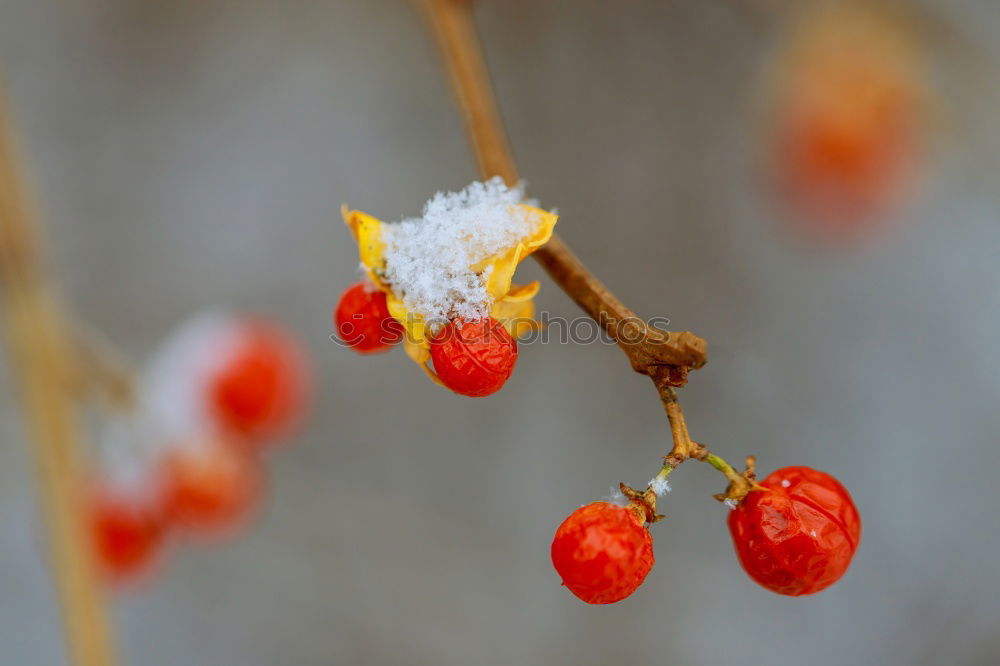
xmin=702 ymin=452 xmax=739 ymax=478
xmin=699 ymin=450 xmax=759 ymax=502
xmin=641 ymin=384 xmax=757 ymax=505
xmin=651 ymin=375 xmax=695 ymax=462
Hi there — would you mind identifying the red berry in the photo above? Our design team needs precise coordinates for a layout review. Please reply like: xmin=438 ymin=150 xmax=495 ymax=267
xmin=88 ymin=485 xmax=166 ymax=583
xmin=728 ymin=466 xmax=861 ymax=596
xmin=429 ymin=318 xmax=517 ymax=397
xmin=776 ymin=108 xmax=913 ymax=233
xmin=208 ymin=321 xmax=310 ymax=444
xmin=335 ymin=283 xmax=404 ymax=354
xmin=162 ymin=438 xmax=263 ymax=537
xmin=551 ymin=502 xmax=655 ymax=604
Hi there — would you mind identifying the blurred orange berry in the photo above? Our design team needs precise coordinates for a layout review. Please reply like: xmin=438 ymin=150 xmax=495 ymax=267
xmin=88 ymin=483 xmax=167 ymax=584
xmin=768 ymin=2 xmax=925 ymax=240
xmin=208 ymin=320 xmax=310 ymax=445
xmin=162 ymin=437 xmax=263 ymax=537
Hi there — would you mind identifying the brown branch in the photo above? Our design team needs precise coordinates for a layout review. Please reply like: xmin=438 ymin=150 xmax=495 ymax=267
xmin=419 ymin=0 xmax=518 ymax=185
xmin=417 ymin=0 xmax=707 ymax=382
xmin=417 ymin=0 xmax=761 ymax=515
xmin=0 ymin=93 xmax=118 ymax=666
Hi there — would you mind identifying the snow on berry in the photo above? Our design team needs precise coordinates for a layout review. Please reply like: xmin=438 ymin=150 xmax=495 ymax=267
xmin=727 ymin=466 xmax=861 ymax=596
xmin=144 ymin=312 xmax=310 ymax=447
xmin=551 ymin=502 xmax=655 ymax=605
xmin=342 ymin=178 xmax=556 ymax=387
xmin=380 ymin=178 xmax=541 ymax=323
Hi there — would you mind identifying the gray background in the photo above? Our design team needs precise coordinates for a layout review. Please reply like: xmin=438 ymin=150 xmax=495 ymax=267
xmin=1 ymin=1 xmax=998 ymax=665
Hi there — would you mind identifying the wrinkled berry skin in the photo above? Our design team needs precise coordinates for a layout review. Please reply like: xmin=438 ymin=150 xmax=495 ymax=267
xmin=551 ymin=502 xmax=654 ymax=604
xmin=429 ymin=318 xmax=517 ymax=398
xmin=728 ymin=466 xmax=861 ymax=596
xmin=335 ymin=283 xmax=404 ymax=354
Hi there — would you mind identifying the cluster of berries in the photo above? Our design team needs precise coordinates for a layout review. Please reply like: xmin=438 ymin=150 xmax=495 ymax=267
xmin=335 ymin=283 xmax=518 ymax=397
xmin=337 ymin=180 xmax=556 ymax=397
xmin=88 ymin=314 xmax=310 ymax=584
xmin=336 ymin=183 xmax=861 ymax=605
xmin=552 ymin=466 xmax=860 ymax=603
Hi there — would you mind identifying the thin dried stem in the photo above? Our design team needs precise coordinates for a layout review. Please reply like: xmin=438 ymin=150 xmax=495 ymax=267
xmin=0 ymin=93 xmax=118 ymax=666
xmin=419 ymin=0 xmax=518 ymax=185
xmin=650 ymin=373 xmax=696 ymax=462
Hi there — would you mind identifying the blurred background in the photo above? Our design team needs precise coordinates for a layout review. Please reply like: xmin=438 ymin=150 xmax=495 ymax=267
xmin=1 ymin=0 xmax=998 ymax=664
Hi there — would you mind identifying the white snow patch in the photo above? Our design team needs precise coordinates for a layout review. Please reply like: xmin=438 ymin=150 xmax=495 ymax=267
xmin=604 ymin=486 xmax=628 ymax=507
xmin=649 ymin=477 xmax=672 ymax=496
xmin=94 ymin=414 xmax=161 ymax=492
xmin=142 ymin=311 xmax=244 ymax=443
xmin=380 ymin=178 xmax=543 ymax=322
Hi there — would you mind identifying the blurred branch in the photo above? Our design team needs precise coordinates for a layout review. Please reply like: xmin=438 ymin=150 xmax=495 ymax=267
xmin=0 ymin=92 xmax=118 ymax=666
xmin=71 ymin=320 xmax=137 ymax=411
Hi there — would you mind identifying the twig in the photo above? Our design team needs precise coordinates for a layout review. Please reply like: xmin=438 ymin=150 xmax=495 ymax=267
xmin=71 ymin=321 xmax=137 ymax=411
xmin=417 ymin=0 xmax=708 ymax=379
xmin=0 ymin=93 xmax=118 ymax=666
xmin=417 ymin=0 xmax=756 ymax=511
